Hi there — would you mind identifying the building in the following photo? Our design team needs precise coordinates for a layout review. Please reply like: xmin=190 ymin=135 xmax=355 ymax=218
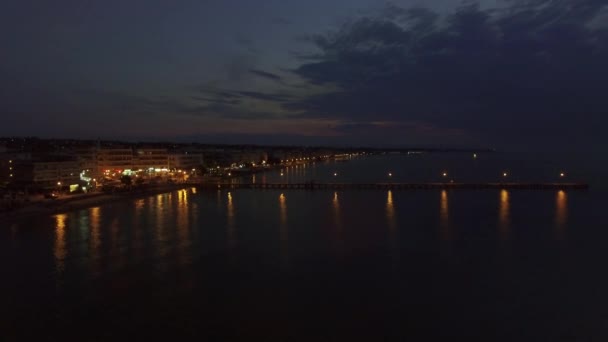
xmin=168 ymin=152 xmax=204 ymax=171
xmin=12 ymin=158 xmax=81 ymax=189
xmin=0 ymin=150 xmax=33 ymax=185
xmin=220 ymin=149 xmax=268 ymax=166
xmin=97 ymin=148 xmax=133 ymax=174
xmin=133 ymin=148 xmax=168 ymax=171
xmin=70 ymin=146 xmax=98 ymax=176
xmin=0 ymin=157 xmax=11 ymax=185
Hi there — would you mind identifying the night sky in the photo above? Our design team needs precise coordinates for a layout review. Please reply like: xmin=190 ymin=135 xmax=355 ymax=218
xmin=1 ymin=1 xmax=607 ymax=156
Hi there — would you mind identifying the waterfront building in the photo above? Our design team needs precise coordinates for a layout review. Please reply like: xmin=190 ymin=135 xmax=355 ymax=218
xmin=97 ymin=148 xmax=133 ymax=174
xmin=133 ymin=148 xmax=168 ymax=171
xmin=12 ymin=157 xmax=81 ymax=189
xmin=69 ymin=146 xmax=99 ymax=176
xmin=168 ymin=152 xmax=204 ymax=171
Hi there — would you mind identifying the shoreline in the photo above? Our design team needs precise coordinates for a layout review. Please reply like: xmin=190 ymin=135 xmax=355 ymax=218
xmin=0 ymin=184 xmax=191 ymax=223
xmin=0 ymin=158 xmax=337 ymax=223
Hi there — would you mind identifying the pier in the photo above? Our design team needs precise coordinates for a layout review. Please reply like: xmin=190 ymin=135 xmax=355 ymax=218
xmin=194 ymin=182 xmax=589 ymax=191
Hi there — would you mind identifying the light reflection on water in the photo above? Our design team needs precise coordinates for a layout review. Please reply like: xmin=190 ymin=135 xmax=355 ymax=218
xmin=279 ymin=193 xmax=289 ymax=268
xmin=227 ymin=192 xmax=236 ymax=251
xmin=45 ymin=189 xmax=576 ymax=271
xmin=332 ymin=192 xmax=344 ymax=258
xmin=555 ymin=190 xmax=568 ymax=240
xmin=43 ymin=186 xmax=580 ymax=292
xmin=89 ymin=207 xmax=101 ymax=276
xmin=499 ymin=190 xmax=510 ymax=240
xmin=439 ymin=190 xmax=450 ymax=240
xmin=177 ymin=190 xmax=192 ymax=266
xmin=155 ymin=193 xmax=170 ymax=273
xmin=386 ymin=190 xmax=399 ymax=265
xmin=8 ymin=153 xmax=602 ymax=340
xmin=14 ymin=183 xmax=599 ymax=340
xmin=54 ymin=214 xmax=67 ymax=275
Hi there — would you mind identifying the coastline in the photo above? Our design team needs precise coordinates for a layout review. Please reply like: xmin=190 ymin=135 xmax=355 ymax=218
xmin=0 ymin=184 xmax=191 ymax=223
xmin=0 ymin=158 xmax=332 ymax=223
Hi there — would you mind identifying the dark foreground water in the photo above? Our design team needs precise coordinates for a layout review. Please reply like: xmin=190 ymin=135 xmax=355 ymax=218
xmin=2 ymin=155 xmax=607 ymax=341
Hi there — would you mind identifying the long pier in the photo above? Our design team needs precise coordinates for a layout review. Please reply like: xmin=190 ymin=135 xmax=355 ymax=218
xmin=194 ymin=182 xmax=589 ymax=191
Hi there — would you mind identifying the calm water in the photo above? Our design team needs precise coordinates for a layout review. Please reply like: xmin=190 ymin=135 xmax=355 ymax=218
xmin=2 ymin=155 xmax=607 ymax=340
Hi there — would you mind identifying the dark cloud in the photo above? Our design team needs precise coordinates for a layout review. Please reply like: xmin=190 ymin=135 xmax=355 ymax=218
xmin=236 ymin=91 xmax=294 ymax=102
xmin=190 ymin=96 xmax=240 ymax=106
xmin=248 ymin=69 xmax=283 ymax=81
xmin=287 ymin=0 xmax=608 ymax=149
xmin=193 ymin=86 xmax=295 ymax=105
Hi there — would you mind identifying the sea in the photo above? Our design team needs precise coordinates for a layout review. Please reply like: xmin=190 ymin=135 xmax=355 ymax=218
xmin=1 ymin=153 xmax=607 ymax=341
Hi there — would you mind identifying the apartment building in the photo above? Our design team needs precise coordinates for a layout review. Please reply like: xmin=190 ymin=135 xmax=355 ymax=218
xmin=12 ymin=158 xmax=81 ymax=188
xmin=133 ymin=148 xmax=168 ymax=170
xmin=97 ymin=148 xmax=133 ymax=174
xmin=168 ymin=152 xmax=204 ymax=170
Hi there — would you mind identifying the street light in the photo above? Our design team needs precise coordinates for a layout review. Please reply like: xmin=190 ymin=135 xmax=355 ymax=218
xmin=560 ymin=172 xmax=566 ymax=178
xmin=388 ymin=172 xmax=393 ymax=177
xmin=503 ymin=172 xmax=508 ymax=178
xmin=442 ymin=172 xmax=448 ymax=178
xmin=334 ymin=172 xmax=338 ymax=177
